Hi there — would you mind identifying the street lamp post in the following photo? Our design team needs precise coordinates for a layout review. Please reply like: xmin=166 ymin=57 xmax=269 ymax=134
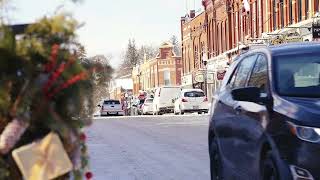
xmin=137 ymin=66 xmax=141 ymax=93
xmin=202 ymin=51 xmax=208 ymax=96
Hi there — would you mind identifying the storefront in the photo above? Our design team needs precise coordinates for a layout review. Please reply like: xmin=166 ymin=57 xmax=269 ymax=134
xmin=207 ymin=54 xmax=229 ymax=97
xmin=189 ymin=69 xmax=214 ymax=98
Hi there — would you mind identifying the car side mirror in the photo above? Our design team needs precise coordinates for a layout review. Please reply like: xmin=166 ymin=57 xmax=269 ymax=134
xmin=97 ymin=104 xmax=101 ymax=107
xmin=231 ymin=87 xmax=262 ymax=103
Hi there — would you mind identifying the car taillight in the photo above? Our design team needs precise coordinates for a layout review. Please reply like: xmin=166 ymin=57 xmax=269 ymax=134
xmin=182 ymin=98 xmax=188 ymax=102
xmin=101 ymin=106 xmax=104 ymax=110
xmin=204 ymin=97 xmax=208 ymax=102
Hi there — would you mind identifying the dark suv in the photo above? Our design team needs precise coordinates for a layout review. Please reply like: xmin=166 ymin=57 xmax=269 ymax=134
xmin=208 ymin=43 xmax=320 ymax=180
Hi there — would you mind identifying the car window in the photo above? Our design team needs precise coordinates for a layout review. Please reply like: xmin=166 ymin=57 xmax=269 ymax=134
xmin=104 ymin=100 xmax=120 ymax=105
xmin=184 ymin=91 xmax=205 ymax=97
xmin=145 ymin=99 xmax=153 ymax=103
xmin=248 ymin=55 xmax=268 ymax=93
xmin=275 ymin=53 xmax=320 ymax=97
xmin=229 ymin=55 xmax=258 ymax=89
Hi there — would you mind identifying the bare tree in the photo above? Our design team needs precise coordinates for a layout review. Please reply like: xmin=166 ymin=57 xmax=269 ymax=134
xmin=170 ymin=35 xmax=181 ymax=56
xmin=138 ymin=44 xmax=158 ymax=64
xmin=82 ymin=55 xmax=114 ymax=105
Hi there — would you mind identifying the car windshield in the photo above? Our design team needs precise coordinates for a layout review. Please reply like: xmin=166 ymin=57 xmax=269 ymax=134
xmin=104 ymin=100 xmax=120 ymax=105
xmin=184 ymin=91 xmax=205 ymax=97
xmin=275 ymin=53 xmax=320 ymax=97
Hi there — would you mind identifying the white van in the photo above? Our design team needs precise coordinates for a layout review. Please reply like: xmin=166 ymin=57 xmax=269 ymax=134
xmin=153 ymin=86 xmax=182 ymax=115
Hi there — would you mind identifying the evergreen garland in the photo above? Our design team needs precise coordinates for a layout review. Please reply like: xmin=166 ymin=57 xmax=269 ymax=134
xmin=0 ymin=14 xmax=100 ymax=179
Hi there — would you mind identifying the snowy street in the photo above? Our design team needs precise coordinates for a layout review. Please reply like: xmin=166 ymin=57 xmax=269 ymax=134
xmin=86 ymin=114 xmax=210 ymax=180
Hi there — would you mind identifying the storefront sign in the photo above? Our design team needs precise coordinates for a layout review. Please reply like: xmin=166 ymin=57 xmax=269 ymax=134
xmin=312 ymin=24 xmax=320 ymax=39
xmin=193 ymin=73 xmax=214 ymax=83
xmin=182 ymin=74 xmax=193 ymax=86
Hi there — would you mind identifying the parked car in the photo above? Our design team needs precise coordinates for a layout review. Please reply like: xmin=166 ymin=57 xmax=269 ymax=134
xmin=173 ymin=89 xmax=209 ymax=115
xmin=153 ymin=86 xmax=182 ymax=115
xmin=99 ymin=100 xmax=124 ymax=116
xmin=142 ymin=98 xmax=154 ymax=115
xmin=208 ymin=43 xmax=320 ymax=180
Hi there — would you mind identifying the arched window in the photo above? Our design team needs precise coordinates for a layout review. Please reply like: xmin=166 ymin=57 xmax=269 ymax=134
xmin=280 ymin=0 xmax=284 ymax=28
xmin=305 ymin=0 xmax=309 ymax=20
xmin=298 ymin=0 xmax=302 ymax=22
xmin=289 ymin=0 xmax=293 ymax=24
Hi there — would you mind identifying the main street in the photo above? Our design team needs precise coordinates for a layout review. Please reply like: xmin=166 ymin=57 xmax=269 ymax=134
xmin=86 ymin=114 xmax=210 ymax=180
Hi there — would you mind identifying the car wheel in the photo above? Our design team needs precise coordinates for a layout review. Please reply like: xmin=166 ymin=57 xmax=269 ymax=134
xmin=210 ymin=138 xmax=222 ymax=180
xmin=260 ymin=151 xmax=279 ymax=180
xmin=198 ymin=111 xmax=202 ymax=115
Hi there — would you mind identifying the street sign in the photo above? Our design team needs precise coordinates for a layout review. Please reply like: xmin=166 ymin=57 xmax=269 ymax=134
xmin=206 ymin=73 xmax=214 ymax=84
xmin=194 ymin=74 xmax=204 ymax=83
xmin=217 ymin=70 xmax=226 ymax=81
xmin=312 ymin=23 xmax=320 ymax=39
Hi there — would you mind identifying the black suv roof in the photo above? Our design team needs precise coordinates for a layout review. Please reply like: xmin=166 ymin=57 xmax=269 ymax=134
xmin=238 ymin=42 xmax=320 ymax=58
xmin=269 ymin=42 xmax=320 ymax=56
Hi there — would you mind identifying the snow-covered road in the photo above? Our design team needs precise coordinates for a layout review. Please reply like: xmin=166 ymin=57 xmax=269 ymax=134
xmin=86 ymin=114 xmax=210 ymax=180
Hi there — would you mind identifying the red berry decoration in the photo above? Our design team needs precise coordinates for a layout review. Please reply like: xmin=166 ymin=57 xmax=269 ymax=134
xmin=80 ymin=133 xmax=87 ymax=141
xmin=85 ymin=171 xmax=93 ymax=179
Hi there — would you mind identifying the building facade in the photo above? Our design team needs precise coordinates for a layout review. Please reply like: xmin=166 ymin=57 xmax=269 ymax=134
xmin=132 ymin=42 xmax=182 ymax=95
xmin=181 ymin=0 xmax=320 ymax=98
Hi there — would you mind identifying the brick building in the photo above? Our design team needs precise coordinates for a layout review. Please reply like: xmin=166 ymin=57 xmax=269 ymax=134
xmin=181 ymin=0 xmax=320 ymax=98
xmin=132 ymin=42 xmax=182 ymax=95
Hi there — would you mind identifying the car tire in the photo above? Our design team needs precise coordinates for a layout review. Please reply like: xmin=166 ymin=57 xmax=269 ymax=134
xmin=209 ymin=138 xmax=222 ymax=180
xmin=174 ymin=110 xmax=178 ymax=115
xmin=198 ymin=111 xmax=202 ymax=115
xmin=260 ymin=151 xmax=279 ymax=180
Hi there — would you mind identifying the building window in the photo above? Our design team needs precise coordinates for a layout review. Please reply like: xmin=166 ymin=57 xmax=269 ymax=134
xmin=298 ymin=0 xmax=302 ymax=22
xmin=280 ymin=1 xmax=284 ymax=28
xmin=289 ymin=0 xmax=293 ymax=24
xmin=273 ymin=0 xmax=277 ymax=30
xmin=305 ymin=0 xmax=309 ymax=19
xmin=164 ymin=70 xmax=171 ymax=86
xmin=316 ymin=0 xmax=320 ymax=13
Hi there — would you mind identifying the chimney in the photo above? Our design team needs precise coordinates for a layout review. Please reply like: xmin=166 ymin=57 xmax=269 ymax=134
xmin=181 ymin=16 xmax=186 ymax=24
xmin=190 ymin=10 xmax=195 ymax=18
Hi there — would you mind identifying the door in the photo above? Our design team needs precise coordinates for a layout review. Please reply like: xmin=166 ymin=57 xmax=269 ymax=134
xmin=213 ymin=54 xmax=259 ymax=179
xmin=232 ymin=55 xmax=270 ymax=178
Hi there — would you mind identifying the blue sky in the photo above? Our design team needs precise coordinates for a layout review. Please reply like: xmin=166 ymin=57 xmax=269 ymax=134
xmin=7 ymin=0 xmax=203 ymax=67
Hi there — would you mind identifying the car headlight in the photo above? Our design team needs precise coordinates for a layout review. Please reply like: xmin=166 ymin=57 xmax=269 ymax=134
xmin=288 ymin=122 xmax=320 ymax=143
